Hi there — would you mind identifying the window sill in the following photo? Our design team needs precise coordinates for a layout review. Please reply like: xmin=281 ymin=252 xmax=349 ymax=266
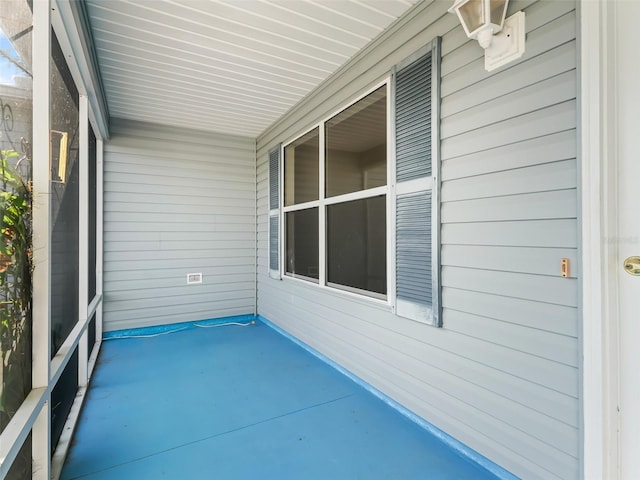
xmin=280 ymin=273 xmax=393 ymax=312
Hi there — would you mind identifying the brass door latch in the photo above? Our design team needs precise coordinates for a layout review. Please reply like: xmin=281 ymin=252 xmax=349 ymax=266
xmin=624 ymin=256 xmax=640 ymax=276
xmin=561 ymin=258 xmax=569 ymax=278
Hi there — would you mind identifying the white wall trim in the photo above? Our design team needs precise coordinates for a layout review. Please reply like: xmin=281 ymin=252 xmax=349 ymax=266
xmin=580 ymin=1 xmax=619 ymax=478
xmin=253 ymin=139 xmax=258 ymax=315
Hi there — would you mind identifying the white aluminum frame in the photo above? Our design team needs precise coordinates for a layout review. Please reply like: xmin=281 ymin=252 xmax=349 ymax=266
xmin=30 ymin=1 xmax=51 ymax=477
xmin=78 ymin=95 xmax=89 ymax=388
xmin=280 ymin=79 xmax=393 ymax=304
xmin=318 ymin=125 xmax=327 ymax=288
xmin=95 ymin=136 xmax=104 ymax=355
xmin=386 ymin=76 xmax=397 ymax=311
xmin=0 ymin=2 xmax=106 ymax=477
xmin=50 ymin=97 xmax=105 ymax=480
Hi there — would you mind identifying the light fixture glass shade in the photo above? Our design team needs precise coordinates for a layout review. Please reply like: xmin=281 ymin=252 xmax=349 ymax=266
xmin=458 ymin=0 xmax=485 ymax=35
xmin=450 ymin=0 xmax=509 ymax=41
xmin=449 ymin=0 xmax=524 ymax=71
xmin=490 ymin=0 xmax=508 ymax=27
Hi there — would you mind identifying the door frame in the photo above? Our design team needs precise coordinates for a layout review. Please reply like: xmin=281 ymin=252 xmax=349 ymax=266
xmin=580 ymin=1 xmax=626 ymax=478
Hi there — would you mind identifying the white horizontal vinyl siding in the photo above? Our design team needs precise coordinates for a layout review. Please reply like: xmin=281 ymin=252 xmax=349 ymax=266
xmin=103 ymin=118 xmax=255 ymax=331
xmin=256 ymin=1 xmax=579 ymax=479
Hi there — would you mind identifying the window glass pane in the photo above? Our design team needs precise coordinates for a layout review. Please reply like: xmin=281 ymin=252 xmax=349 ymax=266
xmin=284 ymin=127 xmax=319 ymax=206
xmin=0 ymin=0 xmax=33 ymax=442
xmin=327 ymin=195 xmax=386 ymax=295
xmin=50 ymin=30 xmax=80 ymax=355
xmin=285 ymin=208 xmax=319 ymax=280
xmin=326 ymin=86 xmax=386 ymax=198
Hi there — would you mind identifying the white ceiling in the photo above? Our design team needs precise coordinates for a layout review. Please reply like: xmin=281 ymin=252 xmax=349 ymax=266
xmin=85 ymin=0 xmax=421 ymax=138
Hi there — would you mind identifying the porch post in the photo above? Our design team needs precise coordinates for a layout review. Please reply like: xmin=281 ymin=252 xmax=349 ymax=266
xmin=579 ymin=1 xmax=620 ymax=478
xmin=31 ymin=0 xmax=52 ymax=477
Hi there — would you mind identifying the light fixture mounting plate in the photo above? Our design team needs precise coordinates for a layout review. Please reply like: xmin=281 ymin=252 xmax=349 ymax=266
xmin=484 ymin=11 xmax=525 ymax=71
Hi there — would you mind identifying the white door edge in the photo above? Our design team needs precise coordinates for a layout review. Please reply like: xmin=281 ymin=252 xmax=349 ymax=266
xmin=580 ymin=1 xmax=617 ymax=478
xmin=581 ymin=1 xmax=639 ymax=478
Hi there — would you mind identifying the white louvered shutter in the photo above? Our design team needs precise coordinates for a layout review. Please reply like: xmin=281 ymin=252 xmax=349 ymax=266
xmin=394 ymin=40 xmax=441 ymax=326
xmin=268 ymin=145 xmax=281 ymax=279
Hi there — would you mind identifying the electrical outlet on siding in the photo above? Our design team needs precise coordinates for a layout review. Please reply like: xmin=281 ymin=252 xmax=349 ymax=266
xmin=187 ymin=273 xmax=202 ymax=284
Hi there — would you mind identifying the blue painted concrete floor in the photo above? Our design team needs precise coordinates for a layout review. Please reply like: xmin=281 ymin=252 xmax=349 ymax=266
xmin=61 ymin=320 xmax=499 ymax=480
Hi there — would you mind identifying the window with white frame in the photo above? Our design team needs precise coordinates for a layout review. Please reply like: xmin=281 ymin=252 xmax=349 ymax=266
xmin=284 ymin=85 xmax=388 ymax=297
xmin=269 ymin=38 xmax=441 ymax=326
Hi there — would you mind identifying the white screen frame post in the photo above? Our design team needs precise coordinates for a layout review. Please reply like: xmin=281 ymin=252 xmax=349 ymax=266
xmin=31 ymin=0 xmax=52 ymax=477
xmin=78 ymin=95 xmax=89 ymax=389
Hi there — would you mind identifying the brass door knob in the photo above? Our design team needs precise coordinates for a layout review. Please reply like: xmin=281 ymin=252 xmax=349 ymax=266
xmin=624 ymin=256 xmax=640 ymax=276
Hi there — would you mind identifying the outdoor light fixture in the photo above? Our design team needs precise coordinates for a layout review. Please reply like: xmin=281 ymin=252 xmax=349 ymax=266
xmin=449 ymin=0 xmax=525 ymax=71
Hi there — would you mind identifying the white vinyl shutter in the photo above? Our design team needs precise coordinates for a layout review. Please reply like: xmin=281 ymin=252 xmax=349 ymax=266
xmin=268 ymin=144 xmax=281 ymax=279
xmin=394 ymin=39 xmax=441 ymax=326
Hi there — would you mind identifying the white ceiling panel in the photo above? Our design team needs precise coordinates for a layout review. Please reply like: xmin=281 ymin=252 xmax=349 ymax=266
xmin=85 ymin=0 xmax=421 ymax=137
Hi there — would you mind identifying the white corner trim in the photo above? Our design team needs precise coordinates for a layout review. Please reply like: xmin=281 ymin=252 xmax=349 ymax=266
xmin=580 ymin=1 xmax=620 ymax=479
